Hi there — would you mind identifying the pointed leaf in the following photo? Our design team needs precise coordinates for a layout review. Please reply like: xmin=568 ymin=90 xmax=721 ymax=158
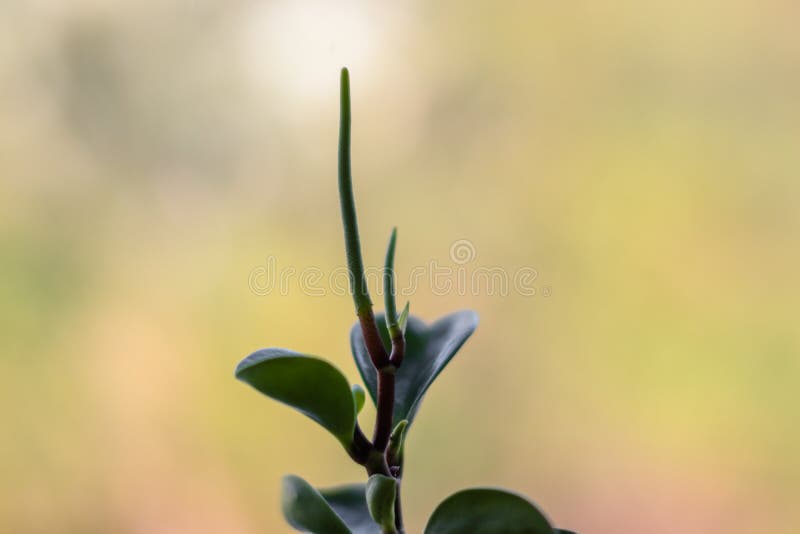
xmin=282 ymin=475 xmax=351 ymax=534
xmin=383 ymin=227 xmax=399 ymax=331
xmin=387 ymin=420 xmax=408 ymax=465
xmin=366 ymin=475 xmax=397 ymax=533
xmin=236 ymin=348 xmax=356 ymax=447
xmin=319 ymin=484 xmax=380 ymax=534
xmin=398 ymin=302 xmax=410 ymax=334
xmin=350 ymin=311 xmax=478 ymax=426
xmin=424 ymin=488 xmax=554 ymax=534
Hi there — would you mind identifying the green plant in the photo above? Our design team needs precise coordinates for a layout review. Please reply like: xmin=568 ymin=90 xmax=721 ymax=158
xmin=235 ymin=68 xmax=577 ymax=534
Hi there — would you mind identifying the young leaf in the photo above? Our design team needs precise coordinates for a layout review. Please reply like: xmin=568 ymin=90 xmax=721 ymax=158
xmin=387 ymin=420 xmax=408 ymax=466
xmin=350 ymin=310 xmax=479 ymax=426
xmin=235 ymin=348 xmax=356 ymax=448
xmin=383 ymin=227 xmax=399 ymax=333
xmin=366 ymin=475 xmax=397 ymax=533
xmin=351 ymin=384 xmax=366 ymax=415
xmin=319 ymin=484 xmax=380 ymax=534
xmin=398 ymin=302 xmax=410 ymax=334
xmin=424 ymin=488 xmax=553 ymax=534
xmin=282 ymin=475 xmax=351 ymax=534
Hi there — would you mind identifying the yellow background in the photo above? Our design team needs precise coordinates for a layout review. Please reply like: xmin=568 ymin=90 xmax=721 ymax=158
xmin=2 ymin=1 xmax=798 ymax=533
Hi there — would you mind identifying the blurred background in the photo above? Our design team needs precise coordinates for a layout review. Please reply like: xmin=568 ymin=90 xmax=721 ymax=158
xmin=2 ymin=1 xmax=799 ymax=532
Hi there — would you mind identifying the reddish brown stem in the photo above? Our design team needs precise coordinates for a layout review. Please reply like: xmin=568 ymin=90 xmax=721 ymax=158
xmin=372 ymin=370 xmax=396 ymax=451
xmin=349 ymin=423 xmax=373 ymax=464
xmin=358 ymin=309 xmax=390 ymax=368
xmin=389 ymin=331 xmax=405 ymax=367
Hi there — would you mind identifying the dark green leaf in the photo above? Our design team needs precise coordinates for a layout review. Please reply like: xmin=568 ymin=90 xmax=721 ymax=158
xmin=555 ymin=530 xmax=578 ymax=534
xmin=366 ymin=475 xmax=397 ymax=533
xmin=281 ymin=475 xmax=351 ymax=534
xmin=350 ymin=311 xmax=478 ymax=426
xmin=235 ymin=348 xmax=356 ymax=447
xmin=424 ymin=488 xmax=554 ymax=534
xmin=319 ymin=484 xmax=380 ymax=534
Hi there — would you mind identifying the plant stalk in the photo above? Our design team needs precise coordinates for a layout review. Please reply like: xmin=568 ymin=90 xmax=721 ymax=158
xmin=349 ymin=423 xmax=373 ymax=464
xmin=338 ymin=67 xmax=403 ymax=533
xmin=394 ymin=485 xmax=405 ymax=534
xmin=338 ymin=67 xmax=371 ymax=316
xmin=373 ymin=369 xmax=396 ymax=450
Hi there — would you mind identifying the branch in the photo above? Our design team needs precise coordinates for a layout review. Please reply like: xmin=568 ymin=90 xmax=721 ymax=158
xmin=338 ymin=69 xmax=401 ymax=533
xmin=338 ymin=67 xmax=390 ymax=369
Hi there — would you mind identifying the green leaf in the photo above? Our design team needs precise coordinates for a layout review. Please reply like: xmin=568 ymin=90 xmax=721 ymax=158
xmin=383 ymin=227 xmax=399 ymax=332
xmin=235 ymin=348 xmax=356 ymax=447
xmin=424 ymin=488 xmax=554 ymax=534
xmin=282 ymin=475 xmax=351 ymax=534
xmin=387 ymin=420 xmax=408 ymax=465
xmin=319 ymin=484 xmax=380 ymax=534
xmin=398 ymin=302 xmax=410 ymax=334
xmin=555 ymin=531 xmax=578 ymax=534
xmin=351 ymin=384 xmax=366 ymax=414
xmin=366 ymin=475 xmax=397 ymax=533
xmin=350 ymin=311 xmax=478 ymax=426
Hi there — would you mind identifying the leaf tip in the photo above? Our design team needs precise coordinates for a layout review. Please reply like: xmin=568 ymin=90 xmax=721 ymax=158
xmin=280 ymin=474 xmax=303 ymax=502
xmin=398 ymin=302 xmax=410 ymax=333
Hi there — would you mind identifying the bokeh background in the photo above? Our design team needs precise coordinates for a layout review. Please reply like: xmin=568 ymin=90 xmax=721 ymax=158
xmin=2 ymin=1 xmax=799 ymax=533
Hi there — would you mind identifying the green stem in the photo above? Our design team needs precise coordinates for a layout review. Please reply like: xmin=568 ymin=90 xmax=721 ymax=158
xmin=393 ymin=484 xmax=404 ymax=534
xmin=338 ymin=67 xmax=372 ymax=315
xmin=339 ymin=67 xmax=389 ymax=371
xmin=338 ymin=68 xmax=402 ymax=534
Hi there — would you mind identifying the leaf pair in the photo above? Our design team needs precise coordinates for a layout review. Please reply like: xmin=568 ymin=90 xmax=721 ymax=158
xmin=235 ymin=310 xmax=479 ymax=452
xmin=282 ymin=476 xmax=378 ymax=534
xmin=351 ymin=310 xmax=479 ymax=428
xmin=283 ymin=474 xmax=571 ymax=534
xmin=236 ymin=326 xmax=578 ymax=534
